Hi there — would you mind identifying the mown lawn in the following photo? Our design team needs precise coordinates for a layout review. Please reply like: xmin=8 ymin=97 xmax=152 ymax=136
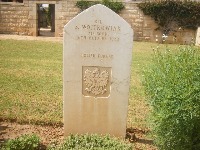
xmin=0 ymin=40 xmax=62 ymax=125
xmin=0 ymin=39 xmax=178 ymax=128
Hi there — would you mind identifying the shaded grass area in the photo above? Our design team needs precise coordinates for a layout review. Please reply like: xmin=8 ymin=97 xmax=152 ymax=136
xmin=0 ymin=39 xmax=178 ymax=128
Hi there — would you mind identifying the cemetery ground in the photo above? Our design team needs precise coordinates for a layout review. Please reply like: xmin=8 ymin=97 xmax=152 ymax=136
xmin=0 ymin=38 xmax=180 ymax=149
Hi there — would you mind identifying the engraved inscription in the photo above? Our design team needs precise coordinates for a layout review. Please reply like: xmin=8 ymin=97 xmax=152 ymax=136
xmin=81 ymin=53 xmax=113 ymax=59
xmin=82 ymin=66 xmax=111 ymax=97
xmin=75 ymin=19 xmax=120 ymax=42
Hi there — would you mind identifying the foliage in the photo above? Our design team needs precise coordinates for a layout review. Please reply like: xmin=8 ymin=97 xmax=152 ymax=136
xmin=48 ymin=134 xmax=132 ymax=150
xmin=1 ymin=134 xmax=131 ymax=150
xmin=143 ymin=45 xmax=200 ymax=149
xmin=75 ymin=0 xmax=99 ymax=11
xmin=138 ymin=0 xmax=200 ymax=34
xmin=76 ymin=0 xmax=125 ymax=13
xmin=1 ymin=134 xmax=40 ymax=150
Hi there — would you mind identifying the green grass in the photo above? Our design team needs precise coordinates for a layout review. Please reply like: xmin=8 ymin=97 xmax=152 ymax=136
xmin=0 ymin=39 xmax=178 ymax=128
xmin=128 ymin=43 xmax=179 ymax=129
xmin=0 ymin=40 xmax=62 ymax=125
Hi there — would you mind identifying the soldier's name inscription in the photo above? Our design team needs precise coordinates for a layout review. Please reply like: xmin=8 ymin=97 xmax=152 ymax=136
xmin=75 ymin=19 xmax=120 ymax=41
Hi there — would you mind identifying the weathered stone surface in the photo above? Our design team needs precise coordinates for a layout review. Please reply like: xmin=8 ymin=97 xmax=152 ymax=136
xmin=63 ymin=4 xmax=133 ymax=138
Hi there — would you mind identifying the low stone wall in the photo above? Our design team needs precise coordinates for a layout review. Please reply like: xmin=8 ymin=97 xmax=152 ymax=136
xmin=120 ymin=2 xmax=160 ymax=42
xmin=120 ymin=2 xmax=196 ymax=44
xmin=0 ymin=0 xmax=196 ymax=44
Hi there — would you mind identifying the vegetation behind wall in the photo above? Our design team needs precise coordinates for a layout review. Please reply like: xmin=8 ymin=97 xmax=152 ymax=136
xmin=138 ymin=0 xmax=200 ymax=35
xmin=76 ymin=0 xmax=125 ymax=13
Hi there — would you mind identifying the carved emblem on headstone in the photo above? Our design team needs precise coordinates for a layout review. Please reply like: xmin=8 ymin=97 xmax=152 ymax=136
xmin=82 ymin=66 xmax=111 ymax=97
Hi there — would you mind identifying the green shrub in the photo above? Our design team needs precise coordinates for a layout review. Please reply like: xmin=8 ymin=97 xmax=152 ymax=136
xmin=48 ymin=134 xmax=132 ymax=150
xmin=2 ymin=134 xmax=40 ymax=150
xmin=102 ymin=0 xmax=125 ymax=13
xmin=143 ymin=45 xmax=200 ymax=149
xmin=75 ymin=0 xmax=99 ymax=11
xmin=76 ymin=0 xmax=125 ymax=13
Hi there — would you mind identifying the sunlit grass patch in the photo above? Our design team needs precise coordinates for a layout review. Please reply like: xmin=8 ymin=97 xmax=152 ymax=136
xmin=0 ymin=40 xmax=62 ymax=125
xmin=0 ymin=39 xmax=182 ymax=128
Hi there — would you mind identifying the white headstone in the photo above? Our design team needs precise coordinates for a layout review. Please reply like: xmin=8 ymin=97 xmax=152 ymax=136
xmin=63 ymin=4 xmax=133 ymax=138
xmin=195 ymin=27 xmax=200 ymax=46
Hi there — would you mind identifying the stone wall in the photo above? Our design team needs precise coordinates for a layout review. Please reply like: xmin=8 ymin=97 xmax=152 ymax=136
xmin=0 ymin=0 xmax=196 ymax=43
xmin=53 ymin=1 xmax=160 ymax=41
xmin=120 ymin=2 xmax=160 ymax=42
xmin=54 ymin=0 xmax=79 ymax=37
xmin=0 ymin=1 xmax=30 ymax=35
xmin=120 ymin=2 xmax=196 ymax=44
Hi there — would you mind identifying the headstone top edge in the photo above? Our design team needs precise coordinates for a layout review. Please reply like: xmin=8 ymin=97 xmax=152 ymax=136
xmin=64 ymin=4 xmax=132 ymax=30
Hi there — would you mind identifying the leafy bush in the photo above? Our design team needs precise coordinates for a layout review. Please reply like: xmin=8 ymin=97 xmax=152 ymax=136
xmin=48 ymin=134 xmax=132 ymax=150
xmin=138 ymin=0 xmax=200 ymax=34
xmin=143 ymin=46 xmax=200 ymax=149
xmin=2 ymin=134 xmax=40 ymax=150
xmin=102 ymin=0 xmax=125 ymax=13
xmin=75 ymin=0 xmax=99 ymax=11
xmin=76 ymin=0 xmax=125 ymax=13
